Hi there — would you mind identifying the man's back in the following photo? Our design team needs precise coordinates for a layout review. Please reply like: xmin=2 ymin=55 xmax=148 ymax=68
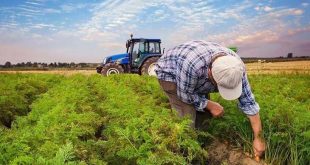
xmin=155 ymin=40 xmax=238 ymax=82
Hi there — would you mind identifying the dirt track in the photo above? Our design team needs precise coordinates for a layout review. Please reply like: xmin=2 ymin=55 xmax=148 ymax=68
xmin=0 ymin=60 xmax=309 ymax=75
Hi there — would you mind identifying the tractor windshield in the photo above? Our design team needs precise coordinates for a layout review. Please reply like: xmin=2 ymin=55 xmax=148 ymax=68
xmin=132 ymin=42 xmax=140 ymax=62
xmin=131 ymin=41 xmax=146 ymax=65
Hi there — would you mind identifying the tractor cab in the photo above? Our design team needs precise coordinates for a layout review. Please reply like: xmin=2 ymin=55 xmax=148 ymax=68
xmin=126 ymin=35 xmax=162 ymax=72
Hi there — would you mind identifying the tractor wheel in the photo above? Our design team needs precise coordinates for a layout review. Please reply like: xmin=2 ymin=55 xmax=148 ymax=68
xmin=141 ymin=57 xmax=160 ymax=76
xmin=101 ymin=63 xmax=124 ymax=76
xmin=96 ymin=66 xmax=103 ymax=74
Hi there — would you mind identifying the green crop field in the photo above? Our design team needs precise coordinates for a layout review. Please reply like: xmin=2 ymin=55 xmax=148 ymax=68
xmin=0 ymin=73 xmax=309 ymax=165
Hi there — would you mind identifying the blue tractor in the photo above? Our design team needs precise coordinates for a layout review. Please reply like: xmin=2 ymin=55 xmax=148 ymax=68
xmin=96 ymin=34 xmax=163 ymax=76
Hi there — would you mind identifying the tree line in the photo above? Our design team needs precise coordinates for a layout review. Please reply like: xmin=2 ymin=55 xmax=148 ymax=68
xmin=1 ymin=61 xmax=98 ymax=68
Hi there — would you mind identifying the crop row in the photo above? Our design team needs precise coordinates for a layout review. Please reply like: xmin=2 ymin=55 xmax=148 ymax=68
xmin=0 ymin=74 xmax=64 ymax=128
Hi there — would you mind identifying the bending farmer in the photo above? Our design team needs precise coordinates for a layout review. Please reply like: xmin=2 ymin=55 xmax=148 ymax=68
xmin=155 ymin=40 xmax=265 ymax=158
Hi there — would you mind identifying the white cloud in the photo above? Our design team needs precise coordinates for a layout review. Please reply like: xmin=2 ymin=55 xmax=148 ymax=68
xmin=150 ymin=9 xmax=169 ymax=22
xmin=264 ymin=6 xmax=273 ymax=12
xmin=31 ymin=23 xmax=55 ymax=29
xmin=262 ymin=8 xmax=304 ymax=18
xmin=60 ymin=3 xmax=87 ymax=13
xmin=302 ymin=3 xmax=309 ymax=7
xmin=25 ymin=1 xmax=43 ymax=6
xmin=254 ymin=6 xmax=260 ymax=11
xmin=254 ymin=6 xmax=273 ymax=12
xmin=292 ymin=9 xmax=304 ymax=15
xmin=78 ymin=0 xmax=157 ymax=46
xmin=287 ymin=26 xmax=310 ymax=35
xmin=18 ymin=7 xmax=41 ymax=13
xmin=234 ymin=30 xmax=279 ymax=43
xmin=44 ymin=8 xmax=61 ymax=14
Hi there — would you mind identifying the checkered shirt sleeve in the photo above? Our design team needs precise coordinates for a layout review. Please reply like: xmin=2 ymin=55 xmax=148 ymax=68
xmin=238 ymin=73 xmax=260 ymax=115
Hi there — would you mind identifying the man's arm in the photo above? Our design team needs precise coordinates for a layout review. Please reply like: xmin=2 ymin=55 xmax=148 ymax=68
xmin=248 ymin=113 xmax=265 ymax=158
xmin=237 ymin=73 xmax=260 ymax=115
xmin=238 ymin=73 xmax=265 ymax=157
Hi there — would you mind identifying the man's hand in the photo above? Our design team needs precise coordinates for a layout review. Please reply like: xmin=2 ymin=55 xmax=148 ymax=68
xmin=253 ymin=137 xmax=265 ymax=158
xmin=206 ymin=100 xmax=224 ymax=117
xmin=248 ymin=113 xmax=265 ymax=160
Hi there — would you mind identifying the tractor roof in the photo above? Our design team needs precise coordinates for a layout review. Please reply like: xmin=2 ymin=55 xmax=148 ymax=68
xmin=131 ymin=38 xmax=161 ymax=42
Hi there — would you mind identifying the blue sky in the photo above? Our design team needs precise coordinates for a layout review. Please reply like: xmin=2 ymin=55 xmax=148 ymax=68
xmin=0 ymin=0 xmax=309 ymax=64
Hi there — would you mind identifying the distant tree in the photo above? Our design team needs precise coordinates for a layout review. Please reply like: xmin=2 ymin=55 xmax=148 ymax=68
xmin=33 ymin=62 xmax=38 ymax=67
xmin=70 ymin=62 xmax=76 ymax=68
xmin=26 ymin=62 xmax=32 ymax=67
xmin=59 ymin=62 xmax=67 ymax=67
xmin=59 ymin=62 xmax=69 ymax=67
xmin=42 ymin=63 xmax=48 ymax=67
xmin=79 ymin=63 xmax=87 ymax=67
xmin=4 ymin=61 xmax=11 ymax=68
xmin=63 ymin=63 xmax=69 ymax=67
xmin=49 ymin=63 xmax=54 ymax=67
xmin=287 ymin=53 xmax=293 ymax=58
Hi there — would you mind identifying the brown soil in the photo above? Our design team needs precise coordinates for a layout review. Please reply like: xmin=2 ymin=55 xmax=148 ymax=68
xmin=206 ymin=140 xmax=266 ymax=165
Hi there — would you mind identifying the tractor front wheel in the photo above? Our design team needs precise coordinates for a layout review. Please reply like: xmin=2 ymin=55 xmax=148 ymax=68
xmin=96 ymin=66 xmax=103 ymax=74
xmin=101 ymin=63 xmax=124 ymax=76
xmin=141 ymin=57 xmax=160 ymax=76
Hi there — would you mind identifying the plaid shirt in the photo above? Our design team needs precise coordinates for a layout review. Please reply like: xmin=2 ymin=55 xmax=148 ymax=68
xmin=155 ymin=40 xmax=259 ymax=115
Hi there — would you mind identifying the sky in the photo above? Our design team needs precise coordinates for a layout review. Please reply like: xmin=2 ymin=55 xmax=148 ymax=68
xmin=0 ymin=0 xmax=310 ymax=64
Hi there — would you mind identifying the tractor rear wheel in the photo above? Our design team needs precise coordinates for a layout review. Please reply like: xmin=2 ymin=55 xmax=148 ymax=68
xmin=101 ymin=63 xmax=124 ymax=76
xmin=141 ymin=57 xmax=160 ymax=76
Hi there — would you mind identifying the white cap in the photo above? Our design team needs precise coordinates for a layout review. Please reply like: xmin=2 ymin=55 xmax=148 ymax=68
xmin=211 ymin=56 xmax=244 ymax=100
